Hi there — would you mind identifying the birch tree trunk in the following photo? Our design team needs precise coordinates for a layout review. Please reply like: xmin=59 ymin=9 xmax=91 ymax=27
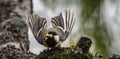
xmin=0 ymin=0 xmax=35 ymax=59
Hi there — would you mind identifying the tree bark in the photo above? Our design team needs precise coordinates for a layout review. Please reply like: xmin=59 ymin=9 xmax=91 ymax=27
xmin=0 ymin=0 xmax=35 ymax=59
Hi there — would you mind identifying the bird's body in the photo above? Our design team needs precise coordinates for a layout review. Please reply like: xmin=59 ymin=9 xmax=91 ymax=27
xmin=28 ymin=10 xmax=75 ymax=47
xmin=34 ymin=27 xmax=62 ymax=47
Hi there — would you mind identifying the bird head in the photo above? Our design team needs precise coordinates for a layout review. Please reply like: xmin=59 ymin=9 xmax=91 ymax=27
xmin=44 ymin=31 xmax=60 ymax=47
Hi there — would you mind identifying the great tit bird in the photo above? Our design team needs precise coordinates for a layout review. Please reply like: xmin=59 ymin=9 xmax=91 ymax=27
xmin=28 ymin=10 xmax=75 ymax=47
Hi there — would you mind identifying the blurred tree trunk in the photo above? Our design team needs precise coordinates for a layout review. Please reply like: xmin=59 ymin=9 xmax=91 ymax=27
xmin=0 ymin=0 xmax=35 ymax=59
xmin=81 ymin=0 xmax=111 ymax=58
xmin=0 ymin=0 xmax=33 ymax=23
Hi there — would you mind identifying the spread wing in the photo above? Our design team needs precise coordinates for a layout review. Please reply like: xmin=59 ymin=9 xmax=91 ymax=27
xmin=51 ymin=10 xmax=75 ymax=42
xmin=28 ymin=13 xmax=47 ymax=44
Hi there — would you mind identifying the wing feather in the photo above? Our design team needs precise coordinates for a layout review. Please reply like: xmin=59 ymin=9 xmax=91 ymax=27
xmin=51 ymin=10 xmax=75 ymax=42
xmin=28 ymin=13 xmax=47 ymax=44
xmin=51 ymin=13 xmax=64 ymax=29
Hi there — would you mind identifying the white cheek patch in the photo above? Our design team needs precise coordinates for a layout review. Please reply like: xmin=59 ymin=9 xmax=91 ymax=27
xmin=54 ymin=35 xmax=59 ymax=42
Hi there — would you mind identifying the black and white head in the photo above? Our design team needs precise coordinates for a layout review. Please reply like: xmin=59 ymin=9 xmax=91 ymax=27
xmin=45 ymin=31 xmax=59 ymax=42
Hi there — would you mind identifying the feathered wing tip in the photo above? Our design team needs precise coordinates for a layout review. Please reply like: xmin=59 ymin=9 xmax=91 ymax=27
xmin=51 ymin=10 xmax=75 ymax=42
xmin=28 ymin=13 xmax=47 ymax=44
xmin=63 ymin=9 xmax=75 ymax=33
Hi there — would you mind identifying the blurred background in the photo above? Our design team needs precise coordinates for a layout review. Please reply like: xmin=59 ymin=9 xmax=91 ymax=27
xmin=0 ymin=0 xmax=120 ymax=58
